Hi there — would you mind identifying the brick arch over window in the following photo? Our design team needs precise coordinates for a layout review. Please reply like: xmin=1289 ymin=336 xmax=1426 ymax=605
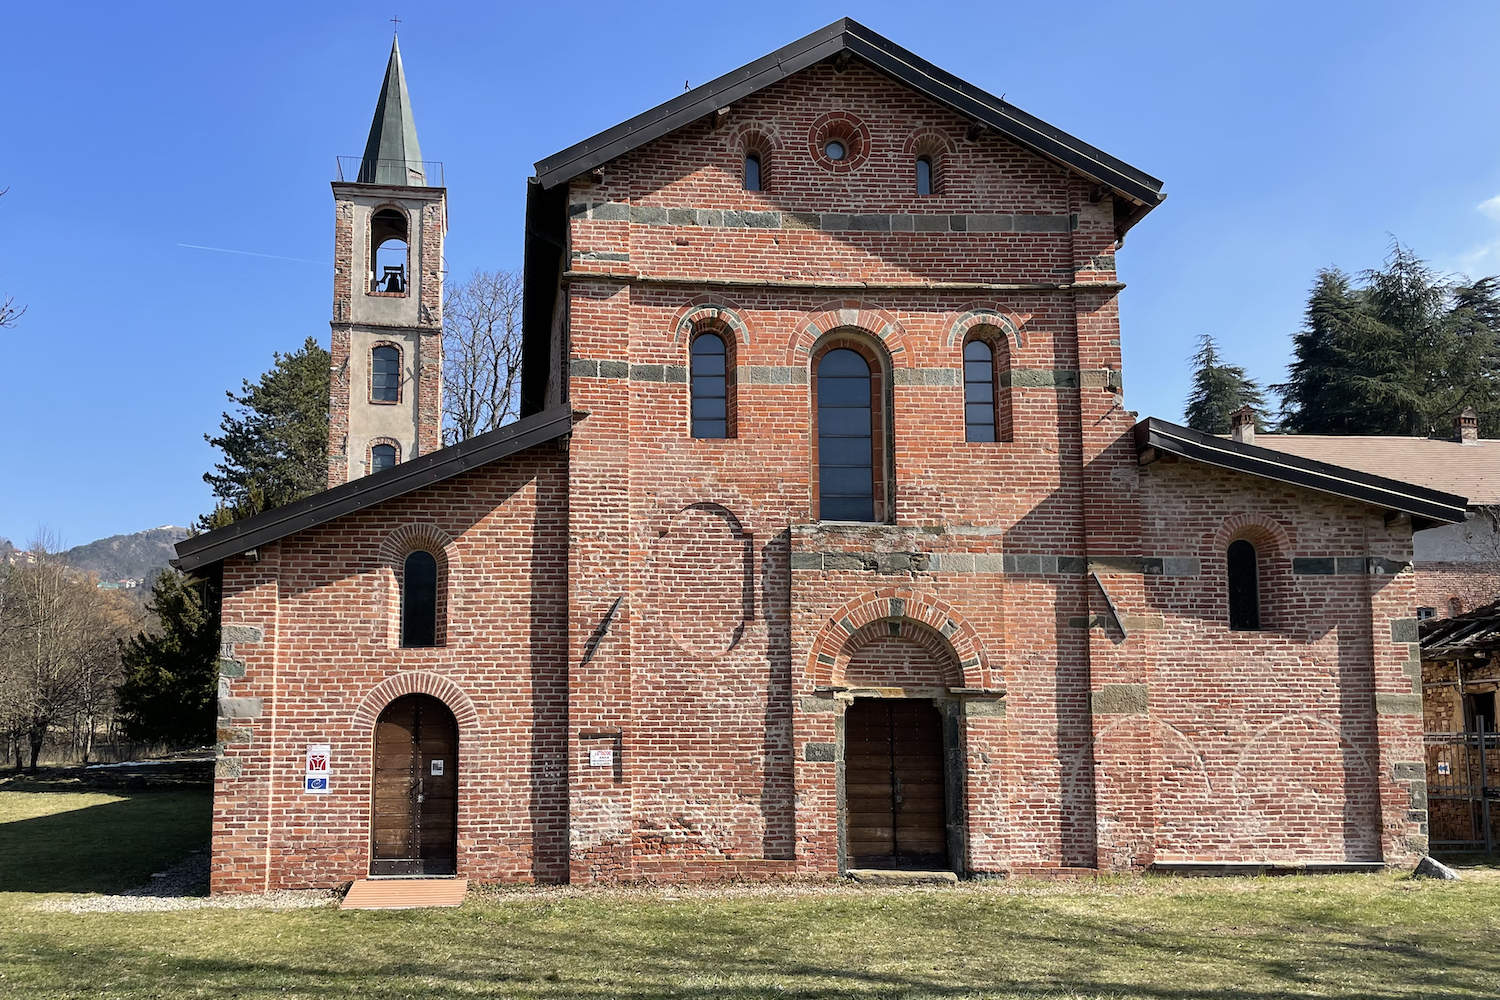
xmin=807 ymin=591 xmax=991 ymax=689
xmin=785 ymin=301 xmax=909 ymax=367
xmin=377 ymin=524 xmax=461 ymax=648
xmin=351 ymin=671 xmax=480 ymax=733
xmin=945 ymin=306 xmax=1026 ymax=349
xmin=722 ymin=120 xmax=785 ymax=155
xmin=901 ymin=127 xmax=959 ymax=160
xmin=671 ymin=300 xmax=753 ymax=347
xmin=1207 ymin=514 xmax=1294 ymax=632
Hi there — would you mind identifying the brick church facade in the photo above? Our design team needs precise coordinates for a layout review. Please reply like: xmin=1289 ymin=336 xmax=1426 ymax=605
xmin=177 ymin=21 xmax=1468 ymax=892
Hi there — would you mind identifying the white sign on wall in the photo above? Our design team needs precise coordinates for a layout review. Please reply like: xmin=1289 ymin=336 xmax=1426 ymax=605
xmin=589 ymin=748 xmax=614 ymax=768
xmin=431 ymin=759 xmax=444 ymax=776
xmin=305 ymin=743 xmax=331 ymax=794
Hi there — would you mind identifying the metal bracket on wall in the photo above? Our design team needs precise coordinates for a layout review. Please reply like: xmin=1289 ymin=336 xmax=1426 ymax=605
xmin=1090 ymin=571 xmax=1129 ymax=640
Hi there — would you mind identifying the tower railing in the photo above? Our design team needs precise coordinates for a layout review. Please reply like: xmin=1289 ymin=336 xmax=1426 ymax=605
xmin=335 ymin=157 xmax=445 ymax=187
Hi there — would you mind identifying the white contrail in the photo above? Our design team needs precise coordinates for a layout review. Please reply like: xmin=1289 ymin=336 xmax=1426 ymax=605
xmin=177 ymin=243 xmax=328 ymax=266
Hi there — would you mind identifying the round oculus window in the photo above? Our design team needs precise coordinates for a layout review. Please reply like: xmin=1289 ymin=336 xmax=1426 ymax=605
xmin=824 ymin=140 xmax=846 ymax=161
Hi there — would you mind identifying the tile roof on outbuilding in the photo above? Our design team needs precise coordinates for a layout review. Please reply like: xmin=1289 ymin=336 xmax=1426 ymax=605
xmin=1250 ymin=435 xmax=1500 ymax=507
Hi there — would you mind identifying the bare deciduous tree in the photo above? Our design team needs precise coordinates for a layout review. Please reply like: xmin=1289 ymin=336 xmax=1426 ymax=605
xmin=442 ymin=268 xmax=524 ymax=444
xmin=0 ymin=188 xmax=25 ymax=329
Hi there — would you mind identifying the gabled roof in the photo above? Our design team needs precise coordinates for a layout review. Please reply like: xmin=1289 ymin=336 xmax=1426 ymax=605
xmin=173 ymin=407 xmax=574 ymax=573
xmin=357 ymin=35 xmax=427 ymax=186
xmin=532 ymin=18 xmax=1166 ymax=227
xmin=1249 ymin=434 xmax=1500 ymax=507
xmin=1421 ymin=600 xmax=1500 ymax=659
xmin=1135 ymin=418 xmax=1469 ymax=529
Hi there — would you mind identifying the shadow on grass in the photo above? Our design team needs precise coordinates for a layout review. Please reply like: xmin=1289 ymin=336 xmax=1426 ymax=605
xmin=0 ymin=787 xmax=211 ymax=893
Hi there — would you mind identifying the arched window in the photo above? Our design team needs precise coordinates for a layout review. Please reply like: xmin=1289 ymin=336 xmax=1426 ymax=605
xmin=372 ymin=345 xmax=401 ymax=403
xmin=691 ymin=332 xmax=730 ymax=438
xmin=401 ymin=550 xmax=438 ymax=648
xmin=1227 ymin=539 xmax=1260 ymax=631
xmin=963 ymin=340 xmax=996 ymax=442
xmin=372 ymin=443 xmax=398 ymax=474
xmin=1450 ymin=597 xmax=1464 ymax=618
xmin=916 ymin=155 xmax=933 ymax=196
xmin=370 ymin=207 xmax=410 ymax=294
xmin=817 ymin=348 xmax=875 ymax=522
xmin=744 ymin=152 xmax=762 ymax=192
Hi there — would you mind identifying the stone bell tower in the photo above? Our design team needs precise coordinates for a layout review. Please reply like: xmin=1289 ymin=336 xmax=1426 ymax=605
xmin=327 ymin=34 xmax=446 ymax=487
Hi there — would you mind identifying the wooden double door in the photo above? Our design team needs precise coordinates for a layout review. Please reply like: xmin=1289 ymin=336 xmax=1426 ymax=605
xmin=371 ymin=694 xmax=458 ymax=876
xmin=845 ymin=699 xmax=949 ymax=869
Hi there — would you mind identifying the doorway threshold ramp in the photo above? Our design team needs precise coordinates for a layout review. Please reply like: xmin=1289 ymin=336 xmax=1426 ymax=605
xmin=342 ymin=877 xmax=468 ymax=909
xmin=845 ymin=869 xmax=958 ymax=885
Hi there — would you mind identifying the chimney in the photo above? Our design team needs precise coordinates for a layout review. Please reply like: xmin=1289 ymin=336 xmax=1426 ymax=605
xmin=1456 ymin=407 xmax=1479 ymax=445
xmin=1230 ymin=405 xmax=1257 ymax=446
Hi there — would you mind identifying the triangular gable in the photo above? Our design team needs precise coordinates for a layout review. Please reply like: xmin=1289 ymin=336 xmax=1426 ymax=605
xmin=532 ymin=18 xmax=1166 ymax=230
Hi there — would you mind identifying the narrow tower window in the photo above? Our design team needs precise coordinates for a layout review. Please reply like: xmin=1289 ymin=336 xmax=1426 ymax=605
xmin=1227 ymin=539 xmax=1260 ymax=631
xmin=691 ymin=332 xmax=729 ymax=439
xmin=372 ymin=345 xmax=401 ymax=402
xmin=401 ymin=550 xmax=438 ymax=648
xmin=371 ymin=443 xmax=398 ymax=474
xmin=916 ymin=156 xmax=933 ymax=196
xmin=963 ymin=339 xmax=996 ymax=442
xmin=744 ymin=153 xmax=762 ymax=192
xmin=817 ymin=348 xmax=875 ymax=522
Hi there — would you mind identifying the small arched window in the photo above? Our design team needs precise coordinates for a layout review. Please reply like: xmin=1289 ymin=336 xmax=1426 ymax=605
xmin=401 ymin=550 xmax=438 ymax=648
xmin=372 ymin=443 xmax=398 ymax=474
xmin=1227 ymin=539 xmax=1260 ymax=631
xmin=963 ymin=340 xmax=996 ymax=442
xmin=744 ymin=152 xmax=762 ymax=192
xmin=817 ymin=348 xmax=875 ymax=522
xmin=691 ymin=332 xmax=729 ymax=438
xmin=916 ymin=156 xmax=933 ymax=196
xmin=372 ymin=345 xmax=400 ymax=403
xmin=1450 ymin=597 xmax=1464 ymax=618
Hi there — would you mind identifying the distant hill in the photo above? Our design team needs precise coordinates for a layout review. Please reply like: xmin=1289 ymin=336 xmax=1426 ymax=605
xmin=64 ymin=526 xmax=190 ymax=583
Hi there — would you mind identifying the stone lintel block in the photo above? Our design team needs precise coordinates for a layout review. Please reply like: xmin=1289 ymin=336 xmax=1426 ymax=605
xmin=1092 ymin=683 xmax=1148 ymax=715
xmin=1390 ymin=618 xmax=1420 ymax=643
xmin=965 ymin=699 xmax=1006 ymax=717
xmin=219 ymin=657 xmax=246 ymax=678
xmin=215 ymin=757 xmax=244 ymax=779
xmin=803 ymin=742 xmax=836 ymax=762
xmin=800 ymin=697 xmax=836 ymax=714
xmin=1375 ymin=693 xmax=1423 ymax=716
xmin=1392 ymin=761 xmax=1425 ymax=781
xmin=222 ymin=624 xmax=264 ymax=645
xmin=219 ymin=697 xmax=264 ymax=719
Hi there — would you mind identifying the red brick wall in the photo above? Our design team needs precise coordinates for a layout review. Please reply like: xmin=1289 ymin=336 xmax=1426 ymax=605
xmin=1413 ymin=561 xmax=1500 ymax=619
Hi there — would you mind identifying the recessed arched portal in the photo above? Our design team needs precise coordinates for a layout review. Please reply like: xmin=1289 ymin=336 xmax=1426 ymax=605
xmin=845 ymin=698 xmax=948 ymax=870
xmin=371 ymin=693 xmax=458 ymax=876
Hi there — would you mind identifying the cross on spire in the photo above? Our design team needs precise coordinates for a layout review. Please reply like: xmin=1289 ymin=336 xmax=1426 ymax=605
xmin=390 ymin=14 xmax=401 ymax=31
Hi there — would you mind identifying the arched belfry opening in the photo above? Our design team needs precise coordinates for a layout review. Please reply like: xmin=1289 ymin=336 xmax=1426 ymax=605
xmin=369 ymin=208 xmax=410 ymax=294
xmin=371 ymin=694 xmax=458 ymax=876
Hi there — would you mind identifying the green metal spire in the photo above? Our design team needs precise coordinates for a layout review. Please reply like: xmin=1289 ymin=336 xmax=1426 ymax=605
xmin=358 ymin=35 xmax=426 ymax=186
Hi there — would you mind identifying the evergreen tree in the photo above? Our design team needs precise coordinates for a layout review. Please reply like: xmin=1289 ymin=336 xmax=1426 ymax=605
xmin=1183 ymin=334 xmax=1267 ymax=434
xmin=201 ymin=337 xmax=330 ymax=527
xmin=1276 ymin=244 xmax=1500 ymax=435
xmin=115 ymin=570 xmax=220 ymax=747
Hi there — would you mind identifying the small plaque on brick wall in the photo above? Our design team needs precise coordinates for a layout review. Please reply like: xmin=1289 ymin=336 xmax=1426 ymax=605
xmin=590 ymin=748 xmax=614 ymax=768
xmin=304 ymin=743 xmax=331 ymax=794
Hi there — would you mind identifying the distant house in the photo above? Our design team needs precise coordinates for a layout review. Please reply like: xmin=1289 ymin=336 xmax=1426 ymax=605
xmin=1419 ymin=603 xmax=1500 ymax=849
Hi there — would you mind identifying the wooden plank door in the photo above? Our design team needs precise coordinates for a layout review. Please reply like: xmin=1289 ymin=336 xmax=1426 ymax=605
xmin=844 ymin=699 xmax=947 ymax=869
xmin=371 ymin=694 xmax=458 ymax=876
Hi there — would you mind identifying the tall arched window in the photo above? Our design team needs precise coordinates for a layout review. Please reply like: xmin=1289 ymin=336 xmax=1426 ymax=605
xmin=744 ymin=152 xmax=762 ymax=192
xmin=963 ymin=340 xmax=996 ymax=442
xmin=817 ymin=348 xmax=875 ymax=522
xmin=691 ymin=332 xmax=729 ymax=438
xmin=372 ymin=443 xmax=398 ymax=473
xmin=372 ymin=345 xmax=401 ymax=403
xmin=915 ymin=155 xmax=933 ymax=196
xmin=1227 ymin=539 xmax=1260 ymax=631
xmin=402 ymin=551 xmax=439 ymax=647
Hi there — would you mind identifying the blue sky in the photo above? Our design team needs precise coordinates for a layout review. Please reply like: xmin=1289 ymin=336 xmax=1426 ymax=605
xmin=4 ymin=1 xmax=1500 ymax=547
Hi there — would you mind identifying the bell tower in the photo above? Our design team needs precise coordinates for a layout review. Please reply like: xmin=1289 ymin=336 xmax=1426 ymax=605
xmin=328 ymin=34 xmax=445 ymax=487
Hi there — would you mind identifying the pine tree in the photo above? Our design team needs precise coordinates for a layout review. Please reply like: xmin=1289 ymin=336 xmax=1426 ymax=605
xmin=1183 ymin=334 xmax=1267 ymax=434
xmin=1276 ymin=244 xmax=1500 ymax=435
xmin=115 ymin=570 xmax=220 ymax=747
xmin=201 ymin=336 xmax=330 ymax=527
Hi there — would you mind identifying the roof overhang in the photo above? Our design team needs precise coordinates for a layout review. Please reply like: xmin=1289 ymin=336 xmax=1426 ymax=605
xmin=532 ymin=18 xmax=1166 ymax=232
xmin=173 ymin=406 xmax=575 ymax=574
xmin=1135 ymin=418 xmax=1470 ymax=529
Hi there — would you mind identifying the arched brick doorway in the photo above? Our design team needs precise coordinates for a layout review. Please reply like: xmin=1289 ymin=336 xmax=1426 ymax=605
xmin=371 ymin=693 xmax=458 ymax=876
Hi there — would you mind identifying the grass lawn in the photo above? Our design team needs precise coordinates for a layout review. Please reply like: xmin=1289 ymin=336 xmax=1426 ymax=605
xmin=3 ymin=784 xmax=1499 ymax=999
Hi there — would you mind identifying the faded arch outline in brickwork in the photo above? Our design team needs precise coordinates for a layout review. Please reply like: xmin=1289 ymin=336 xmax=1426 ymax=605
xmin=351 ymin=671 xmax=480 ymax=734
xmin=650 ymin=501 xmax=756 ymax=658
xmin=671 ymin=299 xmax=753 ymax=347
xmin=945 ymin=306 xmax=1026 ymax=349
xmin=786 ymin=301 xmax=909 ymax=366
xmin=807 ymin=590 xmax=989 ymax=689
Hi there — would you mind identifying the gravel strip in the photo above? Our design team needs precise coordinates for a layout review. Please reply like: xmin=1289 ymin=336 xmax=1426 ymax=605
xmin=36 ymin=851 xmax=337 ymax=913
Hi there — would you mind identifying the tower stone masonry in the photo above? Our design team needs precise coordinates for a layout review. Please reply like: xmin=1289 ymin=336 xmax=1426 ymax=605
xmin=327 ymin=35 xmax=445 ymax=487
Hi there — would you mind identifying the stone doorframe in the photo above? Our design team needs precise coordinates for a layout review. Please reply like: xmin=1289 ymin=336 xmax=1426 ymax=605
xmin=829 ymin=688 xmax=969 ymax=875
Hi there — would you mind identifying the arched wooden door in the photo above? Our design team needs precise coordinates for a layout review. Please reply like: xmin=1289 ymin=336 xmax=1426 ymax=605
xmin=845 ymin=699 xmax=948 ymax=869
xmin=371 ymin=694 xmax=458 ymax=876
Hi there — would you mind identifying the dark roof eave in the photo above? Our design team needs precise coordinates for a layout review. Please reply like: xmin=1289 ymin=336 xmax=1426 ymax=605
xmin=1136 ymin=417 xmax=1470 ymax=525
xmin=532 ymin=18 xmax=1165 ymax=211
xmin=173 ymin=406 xmax=575 ymax=573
